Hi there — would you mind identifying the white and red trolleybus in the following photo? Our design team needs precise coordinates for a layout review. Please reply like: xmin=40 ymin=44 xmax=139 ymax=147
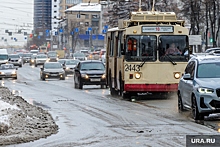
xmin=105 ymin=10 xmax=189 ymax=99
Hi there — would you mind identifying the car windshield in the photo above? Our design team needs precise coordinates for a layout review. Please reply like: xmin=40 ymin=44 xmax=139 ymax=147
xmin=159 ymin=35 xmax=189 ymax=62
xmin=0 ymin=55 xmax=8 ymax=60
xmin=37 ymin=55 xmax=47 ymax=58
xmin=23 ymin=54 xmax=32 ymax=57
xmin=80 ymin=63 xmax=105 ymax=70
xmin=44 ymin=63 xmax=62 ymax=69
xmin=30 ymin=51 xmax=38 ymax=54
xmin=17 ymin=53 xmax=24 ymax=57
xmin=9 ymin=55 xmax=20 ymax=58
xmin=74 ymin=53 xmax=85 ymax=57
xmin=58 ymin=60 xmax=66 ymax=64
xmin=48 ymin=54 xmax=57 ymax=57
xmin=81 ymin=50 xmax=88 ymax=54
xmin=197 ymin=62 xmax=220 ymax=78
xmin=0 ymin=64 xmax=14 ymax=69
xmin=205 ymin=48 xmax=220 ymax=53
xmin=126 ymin=35 xmax=157 ymax=61
xmin=66 ymin=60 xmax=80 ymax=65
xmin=31 ymin=55 xmax=37 ymax=59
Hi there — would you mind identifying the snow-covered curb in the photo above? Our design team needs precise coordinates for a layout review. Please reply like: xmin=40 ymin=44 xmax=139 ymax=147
xmin=0 ymin=86 xmax=58 ymax=145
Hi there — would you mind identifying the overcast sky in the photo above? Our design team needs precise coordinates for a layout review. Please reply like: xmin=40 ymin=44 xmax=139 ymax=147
xmin=0 ymin=0 xmax=34 ymax=47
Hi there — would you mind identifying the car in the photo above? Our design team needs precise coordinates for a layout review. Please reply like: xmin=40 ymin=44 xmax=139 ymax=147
xmin=0 ymin=64 xmax=17 ymax=80
xmin=17 ymin=52 xmax=24 ymax=58
xmin=22 ymin=53 xmax=33 ymax=64
xmin=178 ymin=54 xmax=220 ymax=120
xmin=87 ymin=52 xmax=100 ymax=60
xmin=73 ymin=53 xmax=86 ymax=61
xmin=40 ymin=62 xmax=65 ymax=80
xmin=8 ymin=54 xmax=22 ymax=67
xmin=64 ymin=60 xmax=80 ymax=76
xmin=74 ymin=60 xmax=106 ymax=89
xmin=205 ymin=48 xmax=220 ymax=53
xmin=47 ymin=54 xmax=59 ymax=62
xmin=30 ymin=50 xmax=39 ymax=55
xmin=58 ymin=59 xmax=68 ymax=66
xmin=35 ymin=54 xmax=48 ymax=67
xmin=29 ymin=55 xmax=37 ymax=66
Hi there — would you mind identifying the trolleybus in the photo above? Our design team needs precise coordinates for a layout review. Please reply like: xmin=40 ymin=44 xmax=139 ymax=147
xmin=39 ymin=46 xmax=47 ymax=53
xmin=105 ymin=7 xmax=189 ymax=99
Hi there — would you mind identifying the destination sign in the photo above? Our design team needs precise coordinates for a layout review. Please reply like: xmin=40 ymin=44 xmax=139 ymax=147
xmin=142 ymin=26 xmax=174 ymax=33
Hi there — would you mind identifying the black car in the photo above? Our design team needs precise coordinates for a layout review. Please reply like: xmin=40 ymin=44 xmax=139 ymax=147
xmin=74 ymin=60 xmax=106 ymax=89
xmin=40 ymin=62 xmax=65 ymax=80
xmin=47 ymin=54 xmax=59 ymax=62
xmin=22 ymin=53 xmax=33 ymax=63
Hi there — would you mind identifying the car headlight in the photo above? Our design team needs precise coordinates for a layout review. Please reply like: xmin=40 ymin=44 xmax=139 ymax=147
xmin=197 ymin=88 xmax=214 ymax=94
xmin=56 ymin=58 xmax=59 ymax=61
xmin=0 ymin=72 xmax=5 ymax=75
xmin=81 ymin=74 xmax=89 ymax=79
xmin=66 ymin=67 xmax=70 ymax=70
xmin=31 ymin=60 xmax=34 ymax=62
xmin=102 ymin=74 xmax=105 ymax=79
xmin=18 ymin=59 xmax=21 ymax=62
xmin=174 ymin=72 xmax=181 ymax=79
xmin=11 ymin=71 xmax=17 ymax=74
xmin=135 ymin=73 xmax=141 ymax=79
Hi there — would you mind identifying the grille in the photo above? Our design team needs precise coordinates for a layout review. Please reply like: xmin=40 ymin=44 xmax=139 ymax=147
xmin=216 ymin=89 xmax=220 ymax=97
xmin=50 ymin=72 xmax=59 ymax=74
xmin=88 ymin=74 xmax=102 ymax=78
xmin=12 ymin=60 xmax=18 ymax=62
xmin=210 ymin=100 xmax=220 ymax=108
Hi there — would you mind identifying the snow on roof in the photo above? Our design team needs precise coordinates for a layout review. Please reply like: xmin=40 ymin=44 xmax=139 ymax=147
xmin=65 ymin=3 xmax=101 ymax=12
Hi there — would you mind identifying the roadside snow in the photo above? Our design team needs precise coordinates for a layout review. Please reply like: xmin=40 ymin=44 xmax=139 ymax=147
xmin=0 ymin=100 xmax=20 ymax=126
xmin=0 ymin=86 xmax=58 ymax=146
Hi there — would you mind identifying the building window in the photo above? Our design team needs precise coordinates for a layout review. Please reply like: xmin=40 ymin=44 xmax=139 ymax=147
xmin=85 ymin=22 xmax=89 ymax=26
xmin=54 ymin=11 xmax=57 ymax=13
xmin=77 ymin=14 xmax=81 ymax=19
xmin=54 ymin=16 xmax=57 ymax=18
xmin=54 ymin=22 xmax=57 ymax=24
xmin=59 ymin=6 xmax=63 ymax=10
xmin=54 ymin=0 xmax=57 ymax=2
xmin=85 ymin=14 xmax=89 ymax=19
xmin=92 ymin=14 xmax=99 ymax=18
xmin=54 ymin=5 xmax=57 ymax=7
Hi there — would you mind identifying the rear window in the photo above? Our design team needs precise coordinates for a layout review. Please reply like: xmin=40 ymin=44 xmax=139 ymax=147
xmin=80 ymin=63 xmax=105 ymax=70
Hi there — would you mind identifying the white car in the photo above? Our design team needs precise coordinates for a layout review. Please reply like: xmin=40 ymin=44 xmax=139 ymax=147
xmin=0 ymin=64 xmax=17 ymax=80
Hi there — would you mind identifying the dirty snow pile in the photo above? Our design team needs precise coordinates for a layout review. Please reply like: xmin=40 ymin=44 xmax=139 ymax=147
xmin=0 ymin=86 xmax=58 ymax=145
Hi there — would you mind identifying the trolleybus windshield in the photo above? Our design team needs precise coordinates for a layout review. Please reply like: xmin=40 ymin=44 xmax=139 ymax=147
xmin=126 ymin=35 xmax=157 ymax=61
xmin=159 ymin=35 xmax=188 ymax=62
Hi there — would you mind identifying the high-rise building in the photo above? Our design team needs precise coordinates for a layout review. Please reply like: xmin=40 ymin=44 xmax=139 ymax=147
xmin=34 ymin=0 xmax=52 ymax=30
xmin=52 ymin=0 xmax=60 ymax=30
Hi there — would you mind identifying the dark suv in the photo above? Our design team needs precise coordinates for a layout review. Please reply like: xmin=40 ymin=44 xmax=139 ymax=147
xmin=178 ymin=54 xmax=220 ymax=120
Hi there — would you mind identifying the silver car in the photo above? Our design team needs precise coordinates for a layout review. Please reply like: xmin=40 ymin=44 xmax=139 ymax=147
xmin=35 ymin=55 xmax=48 ymax=67
xmin=178 ymin=55 xmax=220 ymax=120
xmin=8 ymin=54 xmax=22 ymax=67
xmin=0 ymin=64 xmax=17 ymax=80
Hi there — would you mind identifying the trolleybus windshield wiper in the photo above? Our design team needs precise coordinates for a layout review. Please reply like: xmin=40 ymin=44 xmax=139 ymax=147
xmin=159 ymin=49 xmax=177 ymax=65
xmin=139 ymin=58 xmax=147 ymax=67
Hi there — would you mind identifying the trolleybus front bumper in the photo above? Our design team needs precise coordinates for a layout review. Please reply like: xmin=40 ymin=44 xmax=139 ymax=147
xmin=124 ymin=84 xmax=178 ymax=92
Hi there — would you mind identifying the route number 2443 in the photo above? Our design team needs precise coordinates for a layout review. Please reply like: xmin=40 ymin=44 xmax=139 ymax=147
xmin=125 ymin=64 xmax=140 ymax=72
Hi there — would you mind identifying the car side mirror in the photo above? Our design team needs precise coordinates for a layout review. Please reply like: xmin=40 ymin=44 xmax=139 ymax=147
xmin=8 ymin=58 xmax=11 ymax=61
xmin=75 ymin=68 xmax=79 ymax=71
xmin=40 ymin=67 xmax=43 ymax=71
xmin=183 ymin=73 xmax=192 ymax=80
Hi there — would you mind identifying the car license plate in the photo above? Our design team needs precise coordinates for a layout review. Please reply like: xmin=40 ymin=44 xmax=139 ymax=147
xmin=90 ymin=78 xmax=101 ymax=82
xmin=51 ymin=74 xmax=57 ymax=76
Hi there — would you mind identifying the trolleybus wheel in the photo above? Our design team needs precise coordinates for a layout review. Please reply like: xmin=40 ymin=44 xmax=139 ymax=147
xmin=122 ymin=92 xmax=131 ymax=100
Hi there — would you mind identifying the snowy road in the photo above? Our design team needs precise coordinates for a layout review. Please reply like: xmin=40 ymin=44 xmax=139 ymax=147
xmin=2 ymin=64 xmax=220 ymax=147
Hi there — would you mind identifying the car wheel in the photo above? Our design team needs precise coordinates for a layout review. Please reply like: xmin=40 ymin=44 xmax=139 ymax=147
xmin=35 ymin=64 xmax=37 ymax=67
xmin=101 ymin=85 xmax=105 ymax=89
xmin=65 ymin=72 xmax=68 ymax=77
xmin=192 ymin=96 xmax=204 ymax=120
xmin=19 ymin=64 xmax=22 ymax=67
xmin=14 ymin=76 xmax=17 ymax=80
xmin=79 ymin=78 xmax=83 ymax=89
xmin=74 ymin=76 xmax=78 ymax=88
xmin=178 ymin=92 xmax=184 ymax=112
xmin=0 ymin=78 xmax=2 ymax=80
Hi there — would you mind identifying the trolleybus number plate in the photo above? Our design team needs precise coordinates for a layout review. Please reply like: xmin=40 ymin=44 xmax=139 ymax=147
xmin=125 ymin=64 xmax=140 ymax=72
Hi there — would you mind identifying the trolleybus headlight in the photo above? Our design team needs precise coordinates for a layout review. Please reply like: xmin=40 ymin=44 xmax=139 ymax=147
xmin=135 ymin=73 xmax=141 ymax=79
xmin=102 ymin=74 xmax=105 ymax=79
xmin=174 ymin=73 xmax=181 ymax=79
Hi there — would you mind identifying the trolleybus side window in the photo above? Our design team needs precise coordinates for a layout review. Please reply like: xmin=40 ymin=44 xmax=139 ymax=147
xmin=159 ymin=35 xmax=188 ymax=62
xmin=117 ymin=31 xmax=123 ymax=57
xmin=110 ymin=32 xmax=115 ymax=57
xmin=125 ymin=35 xmax=157 ymax=61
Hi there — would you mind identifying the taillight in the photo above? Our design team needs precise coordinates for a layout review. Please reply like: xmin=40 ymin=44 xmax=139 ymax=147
xmin=100 ymin=55 xmax=101 ymax=57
